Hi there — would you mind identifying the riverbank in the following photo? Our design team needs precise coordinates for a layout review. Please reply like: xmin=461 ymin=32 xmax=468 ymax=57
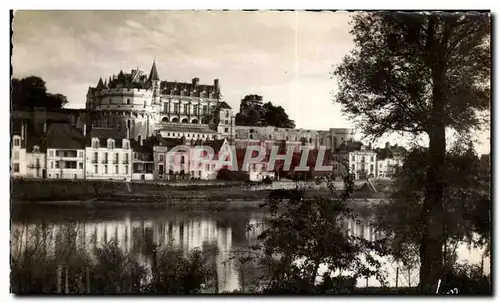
xmin=10 ymin=178 xmax=386 ymax=209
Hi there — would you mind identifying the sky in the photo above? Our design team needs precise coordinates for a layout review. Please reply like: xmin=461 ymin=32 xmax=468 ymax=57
xmin=11 ymin=10 xmax=490 ymax=154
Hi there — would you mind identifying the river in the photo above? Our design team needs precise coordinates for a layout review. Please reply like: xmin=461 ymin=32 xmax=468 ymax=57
xmin=11 ymin=204 xmax=490 ymax=293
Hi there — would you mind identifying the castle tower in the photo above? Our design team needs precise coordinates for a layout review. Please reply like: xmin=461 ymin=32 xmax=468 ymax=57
xmin=148 ymin=59 xmax=161 ymax=106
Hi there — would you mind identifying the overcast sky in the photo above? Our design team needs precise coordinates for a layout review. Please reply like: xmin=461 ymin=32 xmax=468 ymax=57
xmin=11 ymin=10 xmax=490 ymax=154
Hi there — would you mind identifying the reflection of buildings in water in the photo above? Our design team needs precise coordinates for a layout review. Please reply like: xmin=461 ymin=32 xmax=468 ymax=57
xmin=11 ymin=214 xmax=241 ymax=293
xmin=11 ymin=214 xmax=489 ymax=291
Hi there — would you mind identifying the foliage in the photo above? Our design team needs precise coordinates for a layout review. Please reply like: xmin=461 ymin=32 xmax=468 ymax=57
xmin=10 ymin=224 xmax=214 ymax=294
xmin=11 ymin=76 xmax=68 ymax=109
xmin=235 ymin=94 xmax=295 ymax=128
xmin=333 ymin=11 xmax=490 ymax=292
xmin=239 ymin=170 xmax=389 ymax=293
xmin=440 ymin=261 xmax=491 ymax=294
xmin=372 ymin=143 xmax=491 ymax=268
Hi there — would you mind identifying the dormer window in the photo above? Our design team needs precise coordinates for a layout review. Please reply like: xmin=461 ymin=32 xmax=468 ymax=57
xmin=108 ymin=139 xmax=115 ymax=149
xmin=92 ymin=138 xmax=99 ymax=148
xmin=123 ymin=140 xmax=129 ymax=149
xmin=13 ymin=136 xmax=21 ymax=147
xmin=32 ymin=145 xmax=40 ymax=153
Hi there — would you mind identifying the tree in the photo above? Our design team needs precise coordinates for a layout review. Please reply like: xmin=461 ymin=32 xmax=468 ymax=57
xmin=241 ymin=171 xmax=388 ymax=293
xmin=11 ymin=76 xmax=68 ymax=109
xmin=372 ymin=143 xmax=491 ymax=289
xmin=333 ymin=12 xmax=490 ymax=292
xmin=235 ymin=95 xmax=295 ymax=128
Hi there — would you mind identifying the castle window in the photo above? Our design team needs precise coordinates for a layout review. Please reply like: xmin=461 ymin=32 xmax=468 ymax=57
xmin=249 ymin=134 xmax=253 ymax=139
xmin=127 ymin=99 xmax=131 ymax=105
xmin=224 ymin=128 xmax=229 ymax=133
xmin=123 ymin=140 xmax=129 ymax=149
xmin=269 ymin=135 xmax=272 ymax=140
xmin=13 ymin=137 xmax=20 ymax=147
xmin=225 ymin=111 xmax=229 ymax=118
xmin=92 ymin=139 xmax=99 ymax=148
xmin=194 ymin=104 xmax=199 ymax=114
xmin=108 ymin=140 xmax=115 ymax=149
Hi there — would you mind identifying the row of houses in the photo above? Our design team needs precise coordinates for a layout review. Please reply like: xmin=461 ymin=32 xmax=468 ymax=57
xmin=11 ymin=122 xmax=406 ymax=182
xmin=10 ymin=122 xmax=275 ymax=182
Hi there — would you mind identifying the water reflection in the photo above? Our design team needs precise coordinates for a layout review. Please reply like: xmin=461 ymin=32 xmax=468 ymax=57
xmin=11 ymin=206 xmax=490 ymax=292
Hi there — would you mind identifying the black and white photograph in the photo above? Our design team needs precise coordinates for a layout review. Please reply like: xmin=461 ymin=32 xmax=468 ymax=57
xmin=9 ymin=8 xmax=491 ymax=295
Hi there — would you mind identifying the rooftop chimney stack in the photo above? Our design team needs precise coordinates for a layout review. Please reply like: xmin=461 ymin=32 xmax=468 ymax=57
xmin=192 ymin=77 xmax=200 ymax=87
xmin=83 ymin=124 xmax=87 ymax=137
xmin=214 ymin=79 xmax=220 ymax=90
xmin=385 ymin=142 xmax=390 ymax=149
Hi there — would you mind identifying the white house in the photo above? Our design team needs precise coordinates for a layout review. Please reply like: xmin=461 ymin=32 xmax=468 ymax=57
xmin=11 ymin=134 xmax=27 ymax=178
xmin=375 ymin=142 xmax=406 ymax=179
xmin=45 ymin=123 xmax=86 ymax=180
xmin=333 ymin=140 xmax=377 ymax=180
xmin=84 ymin=127 xmax=132 ymax=181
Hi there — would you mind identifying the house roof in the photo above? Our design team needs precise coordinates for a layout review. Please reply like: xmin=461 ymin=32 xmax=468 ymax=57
xmin=45 ymin=123 xmax=85 ymax=150
xmin=218 ymin=101 xmax=232 ymax=110
xmin=376 ymin=145 xmax=407 ymax=160
xmin=84 ymin=127 xmax=127 ymax=148
xmin=335 ymin=141 xmax=365 ymax=153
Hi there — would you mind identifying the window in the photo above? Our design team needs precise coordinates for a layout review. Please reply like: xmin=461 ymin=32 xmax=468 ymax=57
xmin=36 ymin=158 xmax=40 ymax=167
xmin=159 ymin=154 xmax=164 ymax=162
xmin=351 ymin=164 xmax=355 ymax=170
xmin=127 ymin=99 xmax=131 ymax=105
xmin=123 ymin=141 xmax=129 ymax=149
xmin=92 ymin=139 xmax=99 ymax=148
xmin=114 ymin=153 xmax=119 ymax=163
xmin=93 ymin=152 xmax=98 ymax=163
xmin=55 ymin=161 xmax=60 ymax=168
xmin=78 ymin=151 xmax=83 ymax=158
xmin=225 ymin=111 xmax=229 ymax=118
xmin=224 ymin=128 xmax=229 ymax=133
xmin=13 ymin=151 xmax=19 ymax=160
xmin=371 ymin=156 xmax=374 ymax=162
xmin=352 ymin=155 xmax=355 ymax=161
xmin=13 ymin=138 xmax=20 ymax=147
xmin=51 ymin=162 xmax=54 ymax=169
xmin=174 ymin=103 xmax=179 ymax=114
xmin=203 ymin=105 xmax=207 ymax=114
xmin=134 ymin=153 xmax=138 ymax=160
xmin=104 ymin=165 xmax=108 ymax=174
xmin=164 ymin=103 xmax=169 ymax=113
xmin=249 ymin=134 xmax=253 ymax=139
xmin=55 ymin=173 xmax=59 ymax=179
xmin=194 ymin=104 xmax=199 ymax=114
xmin=370 ymin=164 xmax=374 ymax=172
xmin=184 ymin=104 xmax=189 ymax=114
xmin=125 ymin=166 xmax=128 ymax=174
xmin=13 ymin=163 xmax=19 ymax=172
xmin=79 ymin=162 xmax=83 ymax=169
xmin=64 ymin=161 xmax=77 ymax=169
xmin=49 ymin=150 xmax=54 ymax=157
xmin=94 ymin=165 xmax=98 ymax=173
xmin=158 ymin=164 xmax=164 ymax=175
xmin=104 ymin=152 xmax=108 ymax=161
xmin=108 ymin=140 xmax=115 ymax=149
xmin=115 ymin=165 xmax=119 ymax=174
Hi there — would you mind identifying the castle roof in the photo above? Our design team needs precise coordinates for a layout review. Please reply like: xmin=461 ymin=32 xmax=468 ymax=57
xmin=158 ymin=124 xmax=217 ymax=134
xmin=148 ymin=59 xmax=160 ymax=82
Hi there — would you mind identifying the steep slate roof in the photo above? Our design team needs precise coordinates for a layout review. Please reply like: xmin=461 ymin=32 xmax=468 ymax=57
xmin=375 ymin=145 xmax=407 ymax=160
xmin=335 ymin=141 xmax=365 ymax=153
xmin=218 ymin=101 xmax=232 ymax=109
xmin=45 ymin=123 xmax=85 ymax=150
xmin=148 ymin=60 xmax=160 ymax=82
xmin=85 ymin=127 xmax=127 ymax=148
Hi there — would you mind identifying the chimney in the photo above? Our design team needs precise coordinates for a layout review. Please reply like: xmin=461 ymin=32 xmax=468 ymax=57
xmin=126 ymin=127 xmax=130 ymax=139
xmin=385 ymin=142 xmax=390 ymax=149
xmin=368 ymin=142 xmax=372 ymax=150
xmin=214 ymin=79 xmax=219 ymax=90
xmin=83 ymin=124 xmax=87 ymax=137
xmin=192 ymin=77 xmax=200 ymax=87
xmin=21 ymin=123 xmax=25 ymax=140
xmin=43 ymin=122 xmax=47 ymax=134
